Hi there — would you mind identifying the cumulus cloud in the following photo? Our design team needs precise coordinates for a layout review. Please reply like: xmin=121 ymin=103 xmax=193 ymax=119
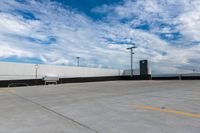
xmin=93 ymin=0 xmax=200 ymax=73
xmin=0 ymin=0 xmax=199 ymax=74
xmin=177 ymin=1 xmax=200 ymax=41
xmin=0 ymin=0 xmax=128 ymax=69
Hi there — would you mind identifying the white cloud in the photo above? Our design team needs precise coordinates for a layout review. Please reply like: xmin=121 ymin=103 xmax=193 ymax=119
xmin=0 ymin=0 xmax=131 ymax=69
xmin=92 ymin=0 xmax=200 ymax=73
xmin=0 ymin=43 xmax=33 ymax=58
xmin=0 ymin=0 xmax=199 ymax=74
xmin=0 ymin=12 xmax=40 ymax=35
xmin=177 ymin=1 xmax=200 ymax=41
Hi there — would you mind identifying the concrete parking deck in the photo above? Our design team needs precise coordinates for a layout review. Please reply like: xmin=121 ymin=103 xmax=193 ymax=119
xmin=0 ymin=80 xmax=200 ymax=133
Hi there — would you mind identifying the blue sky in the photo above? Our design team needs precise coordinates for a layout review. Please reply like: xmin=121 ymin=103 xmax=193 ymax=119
xmin=0 ymin=0 xmax=200 ymax=74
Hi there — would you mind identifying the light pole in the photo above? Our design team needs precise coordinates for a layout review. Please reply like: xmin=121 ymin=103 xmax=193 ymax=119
xmin=76 ymin=57 xmax=80 ymax=67
xmin=127 ymin=45 xmax=137 ymax=78
xmin=34 ymin=64 xmax=39 ymax=79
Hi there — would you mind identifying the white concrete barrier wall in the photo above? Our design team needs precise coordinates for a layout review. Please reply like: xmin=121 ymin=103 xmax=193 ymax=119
xmin=123 ymin=68 xmax=151 ymax=76
xmin=0 ymin=62 xmax=123 ymax=80
xmin=123 ymin=69 xmax=140 ymax=76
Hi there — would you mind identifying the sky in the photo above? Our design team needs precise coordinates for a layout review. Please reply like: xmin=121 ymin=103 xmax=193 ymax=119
xmin=0 ymin=0 xmax=200 ymax=74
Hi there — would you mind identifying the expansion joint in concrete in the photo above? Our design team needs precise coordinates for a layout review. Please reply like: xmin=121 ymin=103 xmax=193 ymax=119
xmin=8 ymin=91 xmax=101 ymax=133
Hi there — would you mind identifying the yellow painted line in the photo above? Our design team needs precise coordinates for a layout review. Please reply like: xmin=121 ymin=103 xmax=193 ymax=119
xmin=136 ymin=104 xmax=200 ymax=118
xmin=0 ymin=89 xmax=16 ymax=93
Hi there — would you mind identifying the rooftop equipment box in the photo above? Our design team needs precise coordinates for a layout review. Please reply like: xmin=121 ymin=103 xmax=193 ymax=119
xmin=140 ymin=60 xmax=149 ymax=75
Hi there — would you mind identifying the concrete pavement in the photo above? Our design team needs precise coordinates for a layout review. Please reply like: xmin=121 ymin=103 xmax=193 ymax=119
xmin=0 ymin=80 xmax=200 ymax=133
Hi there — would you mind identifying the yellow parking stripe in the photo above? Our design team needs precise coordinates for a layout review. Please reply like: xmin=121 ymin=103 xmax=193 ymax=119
xmin=136 ymin=104 xmax=200 ymax=118
xmin=0 ymin=89 xmax=15 ymax=93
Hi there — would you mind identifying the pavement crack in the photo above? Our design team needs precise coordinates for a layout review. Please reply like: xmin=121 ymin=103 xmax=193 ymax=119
xmin=8 ymin=92 xmax=101 ymax=133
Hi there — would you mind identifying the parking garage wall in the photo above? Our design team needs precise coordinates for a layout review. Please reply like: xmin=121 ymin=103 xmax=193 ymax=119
xmin=0 ymin=62 xmax=123 ymax=81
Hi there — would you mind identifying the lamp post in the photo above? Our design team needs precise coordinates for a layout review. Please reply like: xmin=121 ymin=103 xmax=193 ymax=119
xmin=127 ymin=45 xmax=137 ymax=78
xmin=76 ymin=57 xmax=80 ymax=67
xmin=34 ymin=64 xmax=39 ymax=80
